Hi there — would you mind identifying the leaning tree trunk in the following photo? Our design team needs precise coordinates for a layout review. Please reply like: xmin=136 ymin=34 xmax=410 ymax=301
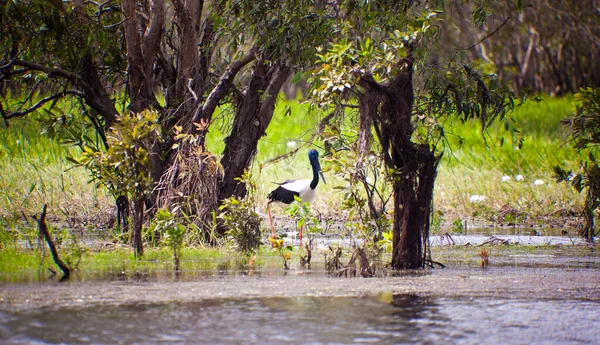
xmin=358 ymin=57 xmax=441 ymax=269
xmin=218 ymin=60 xmax=291 ymax=203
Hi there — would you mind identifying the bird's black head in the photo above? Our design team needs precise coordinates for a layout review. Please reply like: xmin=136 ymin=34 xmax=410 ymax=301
xmin=308 ymin=149 xmax=326 ymax=185
xmin=308 ymin=149 xmax=319 ymax=161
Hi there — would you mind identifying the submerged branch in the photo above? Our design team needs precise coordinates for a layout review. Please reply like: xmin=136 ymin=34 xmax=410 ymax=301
xmin=32 ymin=205 xmax=70 ymax=280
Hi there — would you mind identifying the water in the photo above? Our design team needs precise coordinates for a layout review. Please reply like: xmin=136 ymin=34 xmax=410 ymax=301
xmin=1 ymin=228 xmax=598 ymax=344
xmin=1 ymin=294 xmax=598 ymax=344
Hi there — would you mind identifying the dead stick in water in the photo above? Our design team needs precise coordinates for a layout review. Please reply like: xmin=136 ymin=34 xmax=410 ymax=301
xmin=32 ymin=204 xmax=70 ymax=279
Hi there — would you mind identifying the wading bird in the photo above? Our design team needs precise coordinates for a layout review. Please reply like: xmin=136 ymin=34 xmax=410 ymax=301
xmin=267 ymin=149 xmax=326 ymax=244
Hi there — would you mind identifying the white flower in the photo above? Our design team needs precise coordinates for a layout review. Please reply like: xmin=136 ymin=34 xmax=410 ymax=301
xmin=470 ymin=195 xmax=486 ymax=203
xmin=286 ymin=141 xmax=296 ymax=148
xmin=515 ymin=175 xmax=524 ymax=182
xmin=534 ymin=179 xmax=545 ymax=186
xmin=501 ymin=175 xmax=511 ymax=182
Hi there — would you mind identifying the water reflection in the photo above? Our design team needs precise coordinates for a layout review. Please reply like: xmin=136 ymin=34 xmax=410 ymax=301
xmin=1 ymin=294 xmax=597 ymax=345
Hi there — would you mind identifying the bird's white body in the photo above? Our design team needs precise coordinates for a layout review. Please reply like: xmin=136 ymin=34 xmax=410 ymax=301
xmin=267 ymin=149 xmax=325 ymax=244
xmin=279 ymin=179 xmax=318 ymax=203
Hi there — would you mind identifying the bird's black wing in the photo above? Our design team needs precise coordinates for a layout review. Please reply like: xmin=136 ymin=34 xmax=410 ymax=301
xmin=267 ymin=185 xmax=300 ymax=204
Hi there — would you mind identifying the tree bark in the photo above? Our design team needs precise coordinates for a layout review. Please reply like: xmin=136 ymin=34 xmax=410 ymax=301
xmin=122 ymin=0 xmax=164 ymax=112
xmin=358 ymin=57 xmax=440 ymax=269
xmin=132 ymin=196 xmax=145 ymax=257
xmin=218 ymin=60 xmax=291 ymax=203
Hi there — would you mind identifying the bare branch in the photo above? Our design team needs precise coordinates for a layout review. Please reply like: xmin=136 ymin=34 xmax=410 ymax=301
xmin=32 ymin=204 xmax=70 ymax=280
xmin=191 ymin=46 xmax=258 ymax=131
xmin=11 ymin=60 xmax=82 ymax=86
xmin=260 ymin=111 xmax=336 ymax=168
xmin=4 ymin=90 xmax=84 ymax=120
xmin=463 ymin=16 xmax=512 ymax=51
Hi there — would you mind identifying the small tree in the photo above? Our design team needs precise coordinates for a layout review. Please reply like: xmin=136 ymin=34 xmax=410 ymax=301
xmin=80 ymin=110 xmax=161 ymax=256
xmin=555 ymin=87 xmax=600 ymax=242
xmin=218 ymin=172 xmax=262 ymax=253
xmin=310 ymin=1 xmax=519 ymax=269
xmin=150 ymin=208 xmax=186 ymax=271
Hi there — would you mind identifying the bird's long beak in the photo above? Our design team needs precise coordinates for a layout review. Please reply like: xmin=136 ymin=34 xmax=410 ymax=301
xmin=317 ymin=160 xmax=326 ymax=184
xmin=319 ymin=171 xmax=326 ymax=184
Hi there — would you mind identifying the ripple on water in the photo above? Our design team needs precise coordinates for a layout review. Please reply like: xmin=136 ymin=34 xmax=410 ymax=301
xmin=0 ymin=295 xmax=598 ymax=345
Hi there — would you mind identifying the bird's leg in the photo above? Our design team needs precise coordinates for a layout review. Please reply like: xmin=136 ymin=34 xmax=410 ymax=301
xmin=267 ymin=204 xmax=275 ymax=239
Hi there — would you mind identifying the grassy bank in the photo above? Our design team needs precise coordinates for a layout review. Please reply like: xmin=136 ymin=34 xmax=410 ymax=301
xmin=1 ymin=241 xmax=596 ymax=283
xmin=0 ymin=95 xmax=584 ymax=237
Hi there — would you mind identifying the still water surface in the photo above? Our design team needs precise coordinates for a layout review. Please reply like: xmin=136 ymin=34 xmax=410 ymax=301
xmin=1 ymin=294 xmax=598 ymax=344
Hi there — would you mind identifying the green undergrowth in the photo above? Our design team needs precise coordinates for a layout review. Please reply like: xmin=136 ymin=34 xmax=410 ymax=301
xmin=0 ymin=95 xmax=586 ymax=230
xmin=0 ymin=244 xmax=293 ymax=282
xmin=1 ymin=242 xmax=596 ymax=283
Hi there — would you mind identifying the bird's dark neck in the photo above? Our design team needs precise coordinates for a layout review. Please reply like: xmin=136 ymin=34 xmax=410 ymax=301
xmin=310 ymin=161 xmax=319 ymax=189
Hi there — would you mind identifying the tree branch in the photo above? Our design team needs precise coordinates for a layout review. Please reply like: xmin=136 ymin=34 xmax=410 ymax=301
xmin=463 ymin=16 xmax=512 ymax=51
xmin=191 ymin=46 xmax=258 ymax=131
xmin=10 ymin=60 xmax=83 ymax=86
xmin=260 ymin=111 xmax=336 ymax=168
xmin=4 ymin=90 xmax=84 ymax=120
xmin=32 ymin=205 xmax=70 ymax=280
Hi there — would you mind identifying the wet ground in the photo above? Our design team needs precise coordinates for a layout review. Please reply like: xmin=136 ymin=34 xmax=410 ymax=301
xmin=0 ymin=233 xmax=599 ymax=344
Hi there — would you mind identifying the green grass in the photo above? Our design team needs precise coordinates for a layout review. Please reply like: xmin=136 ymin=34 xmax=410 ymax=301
xmin=0 ymin=95 xmax=585 ymax=235
xmin=0 ymin=244 xmax=303 ymax=282
xmin=0 ymin=117 xmax=111 ymax=229
xmin=435 ymin=96 xmax=582 ymax=222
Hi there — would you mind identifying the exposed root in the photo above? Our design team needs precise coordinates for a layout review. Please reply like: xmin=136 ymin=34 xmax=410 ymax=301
xmin=422 ymin=258 xmax=446 ymax=269
xmin=440 ymin=232 xmax=455 ymax=246
xmin=334 ymin=246 xmax=375 ymax=277
xmin=325 ymin=246 xmax=343 ymax=272
xmin=299 ymin=240 xmax=312 ymax=267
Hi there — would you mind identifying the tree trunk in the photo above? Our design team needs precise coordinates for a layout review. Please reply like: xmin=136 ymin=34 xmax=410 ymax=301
xmin=583 ymin=191 xmax=597 ymax=243
xmin=122 ymin=0 xmax=164 ymax=112
xmin=359 ymin=57 xmax=440 ymax=269
xmin=132 ymin=196 xmax=145 ymax=257
xmin=218 ymin=60 xmax=291 ymax=202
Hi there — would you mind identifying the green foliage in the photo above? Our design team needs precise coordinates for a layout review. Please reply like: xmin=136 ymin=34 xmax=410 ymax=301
xmin=1 ymin=0 xmax=125 ymax=78
xmin=376 ymin=230 xmax=393 ymax=254
xmin=451 ymin=219 xmax=464 ymax=234
xmin=285 ymin=195 xmax=322 ymax=241
xmin=267 ymin=237 xmax=293 ymax=270
xmin=218 ymin=171 xmax=262 ymax=253
xmin=554 ymin=87 xmax=600 ymax=240
xmin=327 ymin=145 xmax=391 ymax=242
xmin=225 ymin=0 xmax=332 ymax=68
xmin=149 ymin=208 xmax=187 ymax=270
xmin=77 ymin=110 xmax=161 ymax=201
xmin=310 ymin=9 xmax=440 ymax=104
xmin=567 ymin=88 xmax=600 ymax=150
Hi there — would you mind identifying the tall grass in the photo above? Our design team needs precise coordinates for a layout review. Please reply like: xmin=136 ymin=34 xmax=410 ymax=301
xmin=0 ymin=95 xmax=584 ymax=234
xmin=0 ymin=117 xmax=112 ymax=230
xmin=435 ymin=95 xmax=582 ymax=223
